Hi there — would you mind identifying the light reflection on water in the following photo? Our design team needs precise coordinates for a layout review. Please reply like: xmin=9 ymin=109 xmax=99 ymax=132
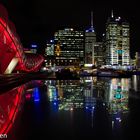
xmin=3 ymin=76 xmax=140 ymax=139
xmin=45 ymin=77 xmax=131 ymax=130
xmin=46 ymin=78 xmax=129 ymax=110
xmin=0 ymin=80 xmax=43 ymax=135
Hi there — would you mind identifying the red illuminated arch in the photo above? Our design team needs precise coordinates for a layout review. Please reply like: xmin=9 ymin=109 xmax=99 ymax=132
xmin=0 ymin=4 xmax=44 ymax=74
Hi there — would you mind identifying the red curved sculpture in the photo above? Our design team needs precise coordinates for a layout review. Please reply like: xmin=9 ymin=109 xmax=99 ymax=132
xmin=0 ymin=4 xmax=44 ymax=74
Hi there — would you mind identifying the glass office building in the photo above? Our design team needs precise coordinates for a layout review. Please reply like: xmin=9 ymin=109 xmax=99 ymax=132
xmin=54 ymin=28 xmax=84 ymax=66
xmin=105 ymin=11 xmax=130 ymax=68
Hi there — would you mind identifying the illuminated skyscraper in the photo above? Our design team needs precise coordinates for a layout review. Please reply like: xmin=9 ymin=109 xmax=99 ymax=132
xmin=44 ymin=39 xmax=55 ymax=66
xmin=30 ymin=44 xmax=38 ymax=54
xmin=105 ymin=11 xmax=130 ymax=68
xmin=93 ymin=42 xmax=105 ymax=66
xmin=85 ymin=12 xmax=96 ymax=64
xmin=45 ymin=40 xmax=54 ymax=56
xmin=54 ymin=28 xmax=84 ymax=66
xmin=135 ymin=52 xmax=140 ymax=69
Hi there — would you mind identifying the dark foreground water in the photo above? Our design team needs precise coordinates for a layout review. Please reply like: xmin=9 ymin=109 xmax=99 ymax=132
xmin=4 ymin=76 xmax=140 ymax=139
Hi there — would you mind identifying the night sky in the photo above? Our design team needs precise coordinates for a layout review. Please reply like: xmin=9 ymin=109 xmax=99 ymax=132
xmin=0 ymin=0 xmax=139 ymax=56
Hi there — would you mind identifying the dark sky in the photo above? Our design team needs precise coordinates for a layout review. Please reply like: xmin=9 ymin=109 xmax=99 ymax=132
xmin=0 ymin=0 xmax=139 ymax=56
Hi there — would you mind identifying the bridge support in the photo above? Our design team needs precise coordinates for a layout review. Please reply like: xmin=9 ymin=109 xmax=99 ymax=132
xmin=4 ymin=57 xmax=18 ymax=74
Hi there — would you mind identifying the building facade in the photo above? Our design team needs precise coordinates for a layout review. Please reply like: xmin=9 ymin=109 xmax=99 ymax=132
xmin=105 ymin=12 xmax=130 ymax=69
xmin=93 ymin=42 xmax=105 ymax=66
xmin=44 ymin=40 xmax=55 ymax=66
xmin=85 ymin=28 xmax=96 ymax=64
xmin=85 ymin=12 xmax=96 ymax=64
xmin=135 ymin=52 xmax=140 ymax=69
xmin=54 ymin=28 xmax=84 ymax=66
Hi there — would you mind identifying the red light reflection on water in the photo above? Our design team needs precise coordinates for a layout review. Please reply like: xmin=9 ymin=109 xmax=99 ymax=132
xmin=0 ymin=80 xmax=42 ymax=134
xmin=0 ymin=85 xmax=25 ymax=134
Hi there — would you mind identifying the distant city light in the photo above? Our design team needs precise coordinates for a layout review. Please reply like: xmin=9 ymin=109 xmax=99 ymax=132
xmin=33 ymin=88 xmax=40 ymax=102
xmin=115 ymin=17 xmax=121 ymax=21
xmin=31 ymin=44 xmax=37 ymax=48
xmin=70 ymin=107 xmax=73 ymax=111
xmin=50 ymin=40 xmax=54 ymax=43
xmin=84 ymin=64 xmax=93 ymax=67
xmin=85 ymin=79 xmax=92 ymax=82
xmin=116 ymin=117 xmax=121 ymax=121
xmin=85 ymin=29 xmax=95 ymax=32
xmin=53 ymin=102 xmax=57 ymax=105
xmin=25 ymin=94 xmax=31 ymax=100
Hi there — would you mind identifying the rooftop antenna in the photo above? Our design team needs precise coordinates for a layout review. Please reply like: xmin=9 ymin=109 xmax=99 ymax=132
xmin=91 ymin=11 xmax=93 ymax=28
xmin=111 ymin=10 xmax=114 ymax=18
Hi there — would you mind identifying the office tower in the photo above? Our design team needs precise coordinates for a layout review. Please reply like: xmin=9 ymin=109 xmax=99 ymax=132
xmin=85 ymin=12 xmax=96 ymax=64
xmin=105 ymin=11 xmax=130 ymax=69
xmin=30 ymin=44 xmax=38 ymax=54
xmin=54 ymin=28 xmax=84 ymax=66
xmin=93 ymin=42 xmax=104 ymax=66
xmin=135 ymin=52 xmax=140 ymax=69
xmin=44 ymin=39 xmax=55 ymax=66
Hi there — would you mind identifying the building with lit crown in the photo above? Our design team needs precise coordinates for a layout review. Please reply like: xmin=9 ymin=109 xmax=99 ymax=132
xmin=105 ymin=11 xmax=130 ymax=69
xmin=85 ymin=12 xmax=96 ymax=64
xmin=44 ymin=39 xmax=55 ymax=66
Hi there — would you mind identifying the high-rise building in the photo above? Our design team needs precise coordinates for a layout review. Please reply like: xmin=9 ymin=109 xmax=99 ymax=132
xmin=54 ymin=28 xmax=84 ymax=66
xmin=105 ymin=11 xmax=130 ymax=69
xmin=135 ymin=52 xmax=140 ymax=69
xmin=93 ymin=42 xmax=105 ymax=66
xmin=30 ymin=44 xmax=38 ymax=54
xmin=85 ymin=12 xmax=96 ymax=64
xmin=44 ymin=39 xmax=55 ymax=66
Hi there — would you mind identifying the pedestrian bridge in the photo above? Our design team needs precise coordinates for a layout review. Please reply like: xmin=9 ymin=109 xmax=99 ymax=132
xmin=0 ymin=4 xmax=44 ymax=74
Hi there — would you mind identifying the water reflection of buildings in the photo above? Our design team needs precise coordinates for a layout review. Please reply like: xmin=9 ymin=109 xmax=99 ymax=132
xmin=47 ymin=80 xmax=84 ymax=111
xmin=83 ymin=77 xmax=96 ymax=111
xmin=103 ymin=78 xmax=130 ymax=129
xmin=46 ymin=77 xmax=131 ymax=131
xmin=46 ymin=77 xmax=130 ymax=128
xmin=105 ymin=78 xmax=130 ymax=114
xmin=131 ymin=75 xmax=140 ymax=92
xmin=46 ymin=78 xmax=97 ymax=112
xmin=47 ymin=85 xmax=58 ymax=102
xmin=46 ymin=78 xmax=130 ymax=113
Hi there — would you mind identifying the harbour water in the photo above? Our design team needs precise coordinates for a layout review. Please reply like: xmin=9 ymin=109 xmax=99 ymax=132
xmin=2 ymin=76 xmax=140 ymax=139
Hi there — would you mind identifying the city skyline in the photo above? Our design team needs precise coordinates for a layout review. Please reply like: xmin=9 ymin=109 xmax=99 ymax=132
xmin=1 ymin=2 xmax=140 ymax=139
xmin=0 ymin=0 xmax=139 ymax=56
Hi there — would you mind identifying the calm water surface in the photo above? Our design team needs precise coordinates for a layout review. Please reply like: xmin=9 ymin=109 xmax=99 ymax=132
xmin=6 ymin=76 xmax=140 ymax=139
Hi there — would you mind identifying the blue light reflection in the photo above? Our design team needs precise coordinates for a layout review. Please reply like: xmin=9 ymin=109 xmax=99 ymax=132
xmin=33 ymin=88 xmax=40 ymax=102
